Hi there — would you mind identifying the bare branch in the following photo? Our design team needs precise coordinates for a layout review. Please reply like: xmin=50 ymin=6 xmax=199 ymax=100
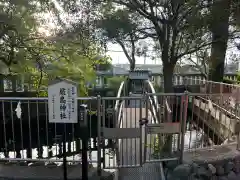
xmin=129 ymin=33 xmax=136 ymax=67
xmin=177 ymin=41 xmax=212 ymax=59
xmin=116 ymin=38 xmax=134 ymax=65
xmin=186 ymin=56 xmax=208 ymax=78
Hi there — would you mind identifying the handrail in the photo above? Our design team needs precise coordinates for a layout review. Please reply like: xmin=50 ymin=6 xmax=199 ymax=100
xmin=148 ymin=95 xmax=158 ymax=123
xmin=165 ymin=98 xmax=172 ymax=113
xmin=164 ymin=98 xmax=172 ymax=122
xmin=117 ymin=102 xmax=124 ymax=127
xmin=181 ymin=76 xmax=240 ymax=120
xmin=114 ymin=79 xmax=160 ymax=124
xmin=114 ymin=80 xmax=126 ymax=129
xmin=183 ymin=76 xmax=239 ymax=87
xmin=146 ymin=80 xmax=162 ymax=123
xmin=146 ymin=80 xmax=159 ymax=111
xmin=114 ymin=82 xmax=125 ymax=167
xmin=114 ymin=81 xmax=125 ymax=111
xmin=197 ymin=96 xmax=240 ymax=121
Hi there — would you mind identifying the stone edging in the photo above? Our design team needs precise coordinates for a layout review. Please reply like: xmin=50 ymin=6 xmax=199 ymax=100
xmin=165 ymin=143 xmax=240 ymax=180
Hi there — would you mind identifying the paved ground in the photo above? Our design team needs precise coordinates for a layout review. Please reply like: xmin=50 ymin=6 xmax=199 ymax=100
xmin=0 ymin=164 xmax=113 ymax=180
xmin=118 ymin=101 xmax=162 ymax=180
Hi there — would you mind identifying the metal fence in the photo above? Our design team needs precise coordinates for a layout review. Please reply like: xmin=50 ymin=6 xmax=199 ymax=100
xmin=97 ymin=79 xmax=237 ymax=177
xmin=184 ymin=77 xmax=239 ymax=107
xmin=183 ymin=77 xmax=240 ymax=132
xmin=149 ymin=93 xmax=238 ymax=150
xmin=0 ymin=93 xmax=239 ymax=168
xmin=0 ymin=97 xmax=104 ymax=165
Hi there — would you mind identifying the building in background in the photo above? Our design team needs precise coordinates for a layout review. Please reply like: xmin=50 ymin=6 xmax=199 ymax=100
xmin=1 ymin=62 xmax=239 ymax=92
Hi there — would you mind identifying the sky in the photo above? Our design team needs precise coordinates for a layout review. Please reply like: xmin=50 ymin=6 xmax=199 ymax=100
xmin=38 ymin=19 xmax=240 ymax=67
xmin=106 ymin=43 xmax=162 ymax=65
xmin=40 ymin=1 xmax=240 ymax=66
xmin=106 ymin=42 xmax=240 ymax=65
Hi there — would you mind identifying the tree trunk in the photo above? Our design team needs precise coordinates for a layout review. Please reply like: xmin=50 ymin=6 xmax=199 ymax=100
xmin=130 ymin=63 xmax=135 ymax=71
xmin=0 ymin=75 xmax=3 ymax=92
xmin=208 ymin=0 xmax=231 ymax=82
xmin=162 ymin=61 xmax=175 ymax=153
xmin=163 ymin=62 xmax=175 ymax=93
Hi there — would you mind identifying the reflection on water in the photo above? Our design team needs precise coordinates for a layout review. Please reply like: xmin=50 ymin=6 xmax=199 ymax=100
xmin=0 ymin=139 xmax=114 ymax=168
xmin=0 ymin=122 xmax=209 ymax=167
xmin=172 ymin=122 xmax=209 ymax=152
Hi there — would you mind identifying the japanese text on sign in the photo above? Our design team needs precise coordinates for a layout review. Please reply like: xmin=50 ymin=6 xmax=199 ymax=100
xmin=52 ymin=95 xmax=56 ymax=120
xmin=59 ymin=88 xmax=67 ymax=119
xmin=48 ymin=79 xmax=78 ymax=123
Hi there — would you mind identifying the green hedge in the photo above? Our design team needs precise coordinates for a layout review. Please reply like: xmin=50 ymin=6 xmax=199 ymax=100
xmin=223 ymin=77 xmax=238 ymax=84
xmin=153 ymin=84 xmax=163 ymax=93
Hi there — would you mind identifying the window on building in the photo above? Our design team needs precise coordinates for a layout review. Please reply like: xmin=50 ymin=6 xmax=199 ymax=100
xmin=16 ymin=78 xmax=24 ymax=92
xmin=4 ymin=77 xmax=25 ymax=92
xmin=96 ymin=76 xmax=102 ymax=87
xmin=4 ymin=79 xmax=12 ymax=92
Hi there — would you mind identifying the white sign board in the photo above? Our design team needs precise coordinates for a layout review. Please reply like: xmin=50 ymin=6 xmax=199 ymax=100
xmin=48 ymin=79 xmax=78 ymax=123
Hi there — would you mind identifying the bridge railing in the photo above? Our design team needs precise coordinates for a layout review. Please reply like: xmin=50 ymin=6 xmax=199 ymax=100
xmin=181 ymin=77 xmax=240 ymax=149
xmin=149 ymin=93 xmax=239 ymax=154
xmin=153 ymin=73 xmax=237 ymax=86
xmin=183 ymin=77 xmax=240 ymax=119
xmin=144 ymin=93 xmax=233 ymax=155
xmin=164 ymin=97 xmax=172 ymax=123
xmin=145 ymin=80 xmax=160 ymax=123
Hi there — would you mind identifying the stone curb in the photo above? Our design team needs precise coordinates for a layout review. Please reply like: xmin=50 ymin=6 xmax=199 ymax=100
xmin=164 ymin=143 xmax=240 ymax=180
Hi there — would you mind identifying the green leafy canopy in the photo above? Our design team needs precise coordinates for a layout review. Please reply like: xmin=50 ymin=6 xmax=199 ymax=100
xmin=0 ymin=0 xmax=110 ymax=96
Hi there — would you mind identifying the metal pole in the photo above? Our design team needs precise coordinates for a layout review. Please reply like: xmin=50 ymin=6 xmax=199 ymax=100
xmin=97 ymin=95 xmax=102 ymax=176
xmin=63 ymin=124 xmax=67 ymax=180
xmin=82 ymin=127 xmax=88 ymax=180
xmin=80 ymin=105 xmax=88 ymax=180
xmin=180 ymin=91 xmax=188 ymax=163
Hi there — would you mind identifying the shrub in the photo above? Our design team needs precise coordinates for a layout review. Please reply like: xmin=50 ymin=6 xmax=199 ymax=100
xmin=223 ymin=77 xmax=237 ymax=84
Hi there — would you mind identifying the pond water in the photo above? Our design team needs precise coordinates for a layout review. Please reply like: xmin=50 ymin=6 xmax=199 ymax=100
xmin=0 ymin=122 xmax=207 ymax=168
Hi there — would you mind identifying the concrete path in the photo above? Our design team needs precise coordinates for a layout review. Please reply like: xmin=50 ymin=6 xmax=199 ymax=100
xmin=118 ymin=100 xmax=163 ymax=180
xmin=0 ymin=164 xmax=113 ymax=180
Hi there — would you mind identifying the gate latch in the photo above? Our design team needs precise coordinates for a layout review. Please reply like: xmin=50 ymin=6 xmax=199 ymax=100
xmin=139 ymin=118 xmax=148 ymax=126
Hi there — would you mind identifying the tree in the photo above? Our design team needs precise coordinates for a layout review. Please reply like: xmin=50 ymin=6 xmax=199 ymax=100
xmin=182 ymin=50 xmax=210 ymax=78
xmin=4 ymin=37 xmax=95 ymax=95
xmin=0 ymin=0 xmax=47 ymax=92
xmin=91 ymin=0 xmax=214 ymax=92
xmin=0 ymin=0 xmax=108 ymax=95
xmin=96 ymin=7 xmax=150 ymax=70
xmin=185 ymin=0 xmax=239 ymax=82
xmin=208 ymin=0 xmax=231 ymax=82
xmin=0 ymin=0 xmax=40 ymax=68
xmin=107 ymin=76 xmax=126 ymax=90
xmin=36 ymin=0 xmax=240 ymax=90
xmin=227 ymin=53 xmax=240 ymax=67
